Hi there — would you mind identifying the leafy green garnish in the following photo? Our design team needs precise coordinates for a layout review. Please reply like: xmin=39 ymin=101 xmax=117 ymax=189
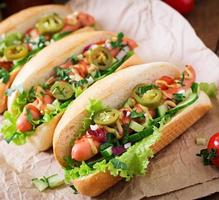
xmin=71 ymin=55 xmax=79 ymax=64
xmin=0 ymin=68 xmax=10 ymax=83
xmin=196 ymin=148 xmax=217 ymax=165
xmin=110 ymin=32 xmax=124 ymax=48
xmin=52 ymin=31 xmax=71 ymax=41
xmin=55 ymin=67 xmax=71 ymax=82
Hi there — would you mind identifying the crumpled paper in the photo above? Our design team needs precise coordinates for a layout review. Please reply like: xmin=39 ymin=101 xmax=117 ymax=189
xmin=0 ymin=0 xmax=219 ymax=199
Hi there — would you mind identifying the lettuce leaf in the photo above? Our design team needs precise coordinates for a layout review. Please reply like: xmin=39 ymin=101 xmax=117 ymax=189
xmin=65 ymin=128 xmax=160 ymax=182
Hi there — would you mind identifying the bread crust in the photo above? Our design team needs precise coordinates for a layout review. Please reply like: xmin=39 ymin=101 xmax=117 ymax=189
xmin=7 ymin=31 xmax=142 ymax=151
xmin=53 ymin=63 xmax=212 ymax=196
xmin=0 ymin=5 xmax=72 ymax=34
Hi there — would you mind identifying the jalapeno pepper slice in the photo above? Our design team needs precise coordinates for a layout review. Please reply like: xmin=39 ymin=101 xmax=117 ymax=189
xmin=50 ymin=81 xmax=74 ymax=100
xmin=36 ymin=13 xmax=64 ymax=34
xmin=88 ymin=46 xmax=113 ymax=70
xmin=93 ymin=108 xmax=120 ymax=125
xmin=132 ymin=84 xmax=163 ymax=108
xmin=4 ymin=44 xmax=28 ymax=61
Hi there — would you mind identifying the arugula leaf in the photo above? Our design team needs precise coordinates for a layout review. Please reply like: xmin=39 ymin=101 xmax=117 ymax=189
xmin=64 ymin=156 xmax=81 ymax=169
xmin=110 ymin=159 xmax=128 ymax=170
xmin=0 ymin=68 xmax=10 ymax=83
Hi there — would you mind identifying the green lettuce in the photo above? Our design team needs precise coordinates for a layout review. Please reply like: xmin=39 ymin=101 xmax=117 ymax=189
xmin=199 ymin=82 xmax=217 ymax=98
xmin=65 ymin=128 xmax=160 ymax=181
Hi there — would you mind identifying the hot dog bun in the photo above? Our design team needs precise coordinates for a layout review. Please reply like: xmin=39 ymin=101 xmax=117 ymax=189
xmin=7 ymin=31 xmax=142 ymax=151
xmin=0 ymin=5 xmax=95 ymax=113
xmin=53 ymin=62 xmax=212 ymax=196
xmin=0 ymin=5 xmax=72 ymax=34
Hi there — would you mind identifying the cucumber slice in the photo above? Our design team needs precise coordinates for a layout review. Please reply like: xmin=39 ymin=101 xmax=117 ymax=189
xmin=157 ymin=104 xmax=168 ymax=117
xmin=47 ymin=174 xmax=64 ymax=188
xmin=32 ymin=178 xmax=48 ymax=192
xmin=168 ymin=93 xmax=198 ymax=114
xmin=101 ymin=146 xmax=113 ymax=158
xmin=127 ymin=126 xmax=154 ymax=143
xmin=129 ymin=121 xmax=144 ymax=132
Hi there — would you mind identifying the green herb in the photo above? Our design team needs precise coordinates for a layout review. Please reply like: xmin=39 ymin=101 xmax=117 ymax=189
xmin=71 ymin=55 xmax=79 ymax=64
xmin=55 ymin=67 xmax=71 ymax=82
xmin=110 ymin=32 xmax=124 ymax=48
xmin=110 ymin=158 xmax=128 ymax=170
xmin=196 ymin=148 xmax=217 ymax=165
xmin=179 ymin=73 xmax=185 ymax=86
xmin=0 ymin=68 xmax=10 ymax=83
xmin=130 ymin=110 xmax=145 ymax=119
xmin=173 ymin=93 xmax=185 ymax=102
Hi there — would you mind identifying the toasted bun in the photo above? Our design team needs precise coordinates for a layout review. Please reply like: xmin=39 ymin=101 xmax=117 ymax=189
xmin=0 ymin=5 xmax=72 ymax=34
xmin=7 ymin=31 xmax=141 ymax=151
xmin=53 ymin=62 xmax=212 ymax=196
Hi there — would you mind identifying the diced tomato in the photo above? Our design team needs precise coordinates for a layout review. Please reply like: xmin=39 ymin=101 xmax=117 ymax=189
xmin=182 ymin=65 xmax=196 ymax=89
xmin=149 ymin=109 xmax=157 ymax=118
xmin=60 ymin=59 xmax=73 ymax=69
xmin=0 ymin=61 xmax=13 ymax=71
xmin=156 ymin=76 xmax=175 ymax=90
xmin=119 ymin=108 xmax=131 ymax=124
xmin=110 ymin=48 xmax=120 ymax=57
xmin=71 ymin=136 xmax=100 ymax=161
xmin=96 ymin=40 xmax=106 ymax=45
xmin=122 ymin=38 xmax=138 ymax=49
xmin=77 ymin=12 xmax=95 ymax=26
xmin=73 ymin=60 xmax=88 ymax=78
xmin=135 ymin=104 xmax=144 ymax=113
xmin=162 ymin=86 xmax=179 ymax=99
xmin=25 ymin=28 xmax=39 ymax=39
xmin=62 ymin=23 xmax=82 ymax=32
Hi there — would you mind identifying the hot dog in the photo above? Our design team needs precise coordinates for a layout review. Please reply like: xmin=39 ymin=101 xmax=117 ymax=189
xmin=1 ymin=31 xmax=141 ymax=151
xmin=53 ymin=62 xmax=212 ymax=196
xmin=0 ymin=4 xmax=96 ymax=113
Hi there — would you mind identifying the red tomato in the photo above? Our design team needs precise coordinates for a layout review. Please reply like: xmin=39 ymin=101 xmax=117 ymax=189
xmin=207 ymin=132 xmax=219 ymax=167
xmin=16 ymin=113 xmax=32 ymax=132
xmin=119 ymin=108 xmax=132 ymax=124
xmin=0 ymin=61 xmax=13 ymax=71
xmin=73 ymin=60 xmax=88 ymax=78
xmin=77 ymin=12 xmax=95 ymax=26
xmin=110 ymin=48 xmax=120 ymax=57
xmin=182 ymin=65 xmax=196 ymax=89
xmin=157 ymin=76 xmax=175 ymax=90
xmin=62 ymin=23 xmax=81 ymax=32
xmin=71 ymin=137 xmax=100 ymax=161
xmin=60 ymin=59 xmax=73 ymax=69
xmin=122 ymin=38 xmax=138 ymax=49
xmin=163 ymin=0 xmax=194 ymax=15
xmin=25 ymin=28 xmax=39 ymax=38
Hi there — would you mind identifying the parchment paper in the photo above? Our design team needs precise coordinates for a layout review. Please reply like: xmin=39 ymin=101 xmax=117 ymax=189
xmin=1 ymin=0 xmax=219 ymax=199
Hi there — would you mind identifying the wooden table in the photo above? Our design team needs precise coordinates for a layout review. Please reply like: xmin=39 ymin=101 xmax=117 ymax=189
xmin=186 ymin=0 xmax=219 ymax=199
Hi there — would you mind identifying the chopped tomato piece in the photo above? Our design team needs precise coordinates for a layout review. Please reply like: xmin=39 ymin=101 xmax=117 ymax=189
xmin=77 ymin=12 xmax=95 ymax=26
xmin=149 ymin=109 xmax=157 ymax=118
xmin=0 ymin=61 xmax=13 ymax=71
xmin=73 ymin=60 xmax=88 ymax=78
xmin=110 ymin=48 xmax=120 ymax=57
xmin=156 ymin=76 xmax=175 ymax=90
xmin=62 ymin=23 xmax=82 ymax=32
xmin=60 ymin=59 xmax=73 ymax=69
xmin=96 ymin=40 xmax=106 ymax=45
xmin=119 ymin=108 xmax=131 ymax=124
xmin=25 ymin=28 xmax=39 ymax=39
xmin=122 ymin=38 xmax=138 ymax=49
